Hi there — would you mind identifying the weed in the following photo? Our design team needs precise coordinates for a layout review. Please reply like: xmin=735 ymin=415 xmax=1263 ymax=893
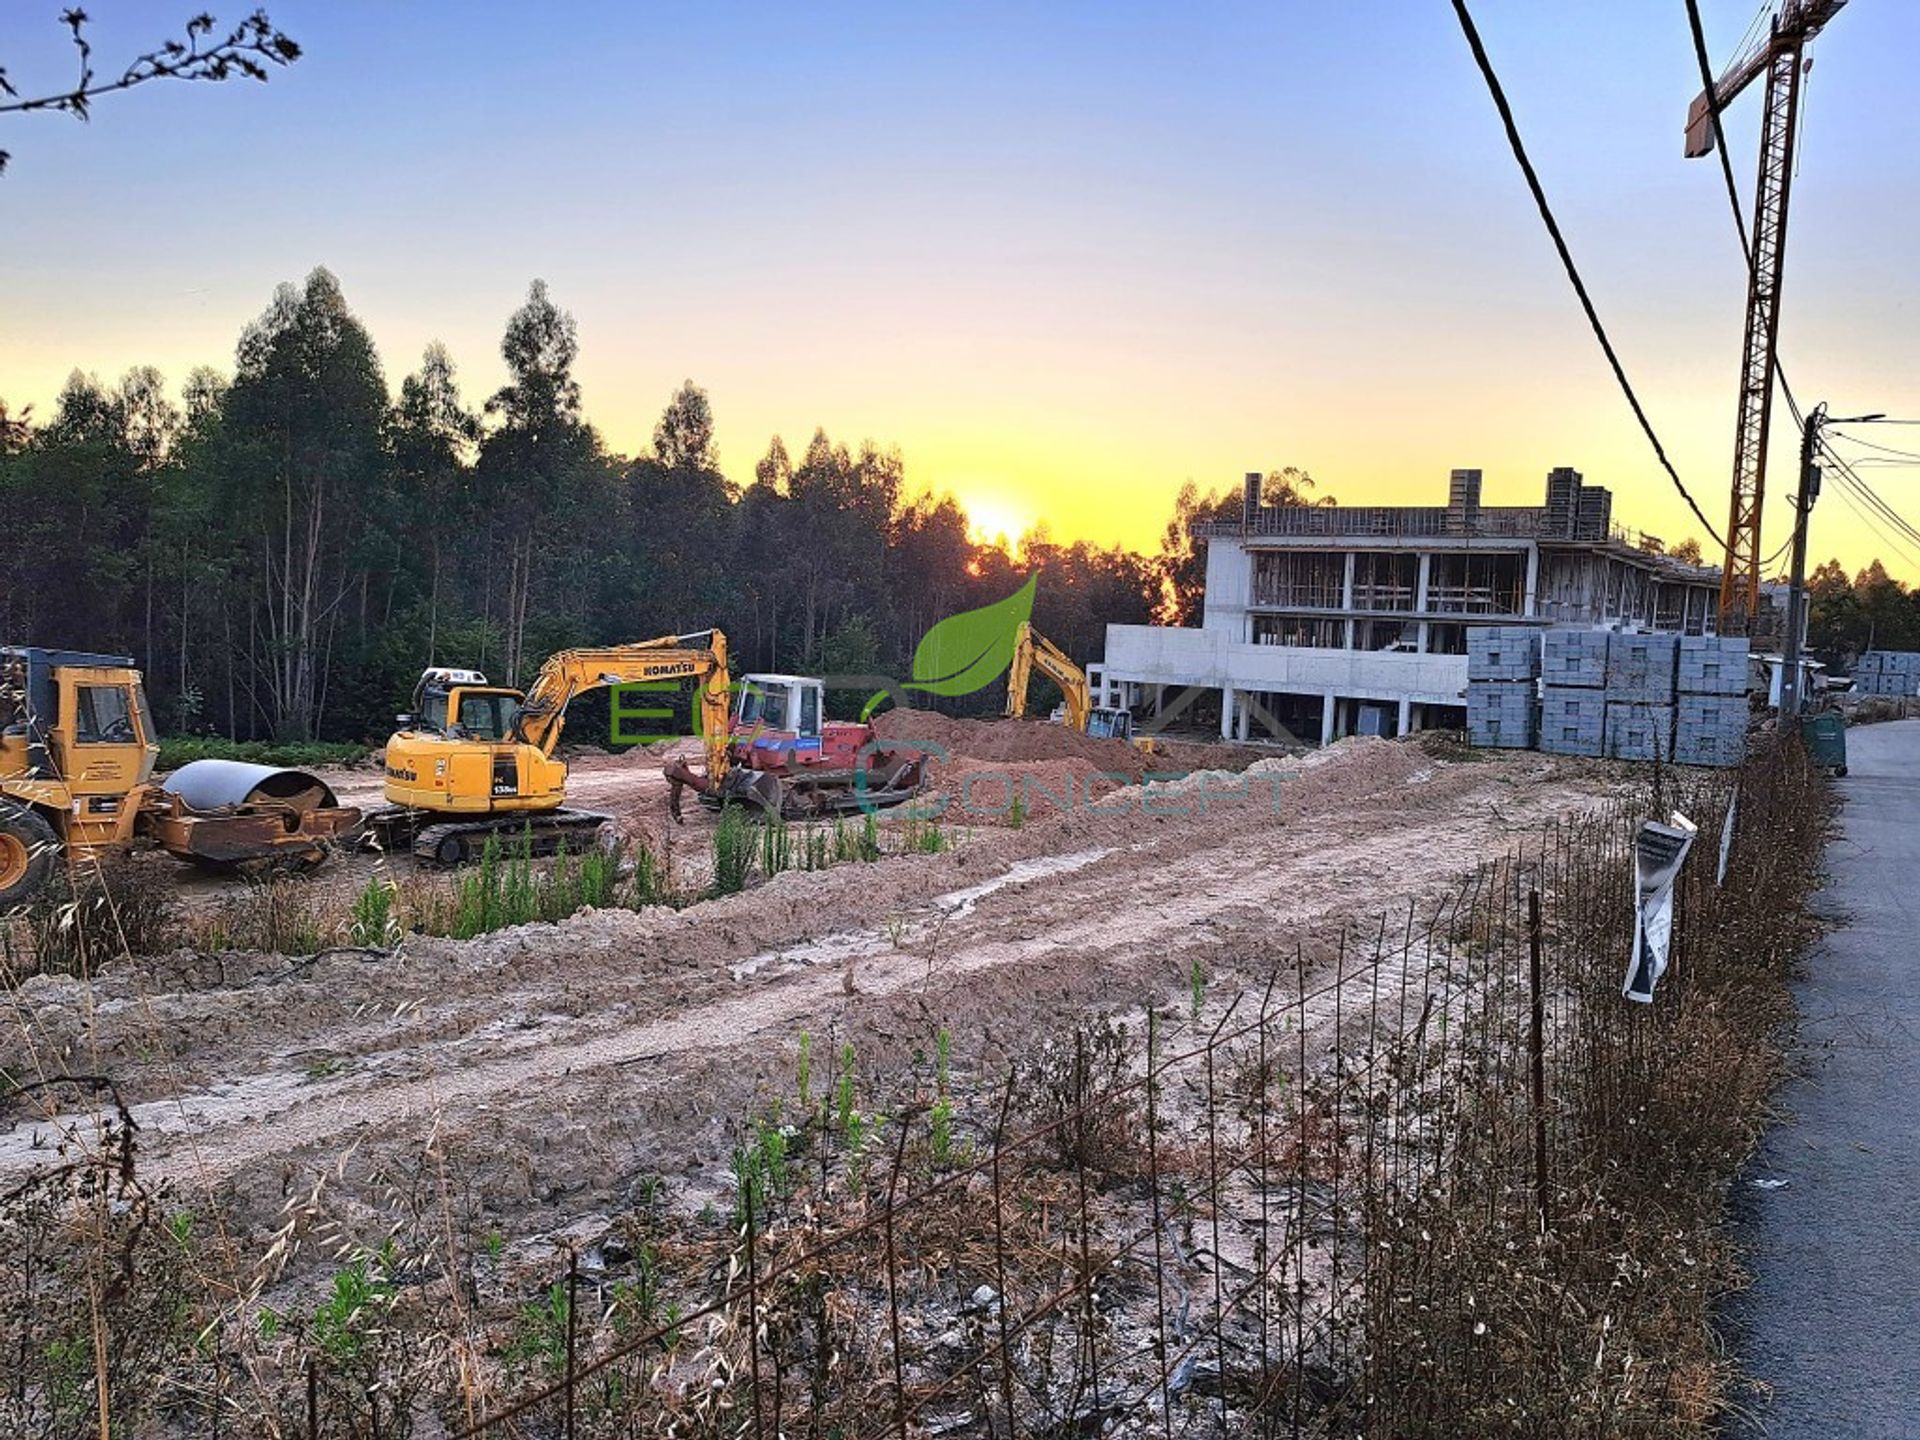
xmin=796 ymin=1030 xmax=814 ymax=1111
xmin=628 ymin=842 xmax=671 ymax=908
xmin=348 ymin=875 xmax=398 ymax=948
xmin=1190 ymin=956 xmax=1207 ymax=1019
xmin=760 ymin=815 xmax=792 ymax=877
xmin=1008 ymin=788 xmax=1027 ymax=829
xmin=902 ymin=817 xmax=950 ymax=854
xmin=310 ymin=1243 xmax=398 ymax=1365
xmin=8 ymin=854 xmax=175 ymax=979
xmin=860 ymin=812 xmax=882 ymax=861
xmin=505 ymin=1282 xmax=571 ymax=1374
xmin=484 ymin=1229 xmax=505 ymax=1261
xmin=884 ymin=913 xmax=909 ymax=949
xmin=711 ymin=804 xmax=754 ymax=897
xmin=188 ymin=875 xmax=333 ymax=955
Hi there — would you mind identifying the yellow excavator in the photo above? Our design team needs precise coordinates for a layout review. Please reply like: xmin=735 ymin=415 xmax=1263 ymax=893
xmin=1 ymin=646 xmax=361 ymax=907
xmin=1004 ymin=622 xmax=1156 ymax=750
xmin=371 ymin=630 xmax=927 ymax=863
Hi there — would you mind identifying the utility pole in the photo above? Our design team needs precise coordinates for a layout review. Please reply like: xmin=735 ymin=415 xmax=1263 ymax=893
xmin=1777 ymin=404 xmax=1823 ymax=718
xmin=1779 ymin=404 xmax=1884 ymax=717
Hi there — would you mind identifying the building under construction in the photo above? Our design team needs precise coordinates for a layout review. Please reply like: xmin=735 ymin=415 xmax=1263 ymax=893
xmin=1097 ymin=467 xmax=1732 ymax=744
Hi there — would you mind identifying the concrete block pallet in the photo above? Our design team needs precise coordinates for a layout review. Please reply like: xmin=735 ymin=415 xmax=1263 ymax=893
xmin=1674 ymin=694 xmax=1749 ymax=768
xmin=1677 ymin=635 xmax=1749 ymax=697
xmin=1539 ymin=686 xmax=1605 ymax=758
xmin=1466 ymin=680 xmax=1536 ymax=749
xmin=1607 ymin=632 xmax=1678 ymax=703
xmin=1541 ymin=629 xmax=1608 ymax=689
xmin=1467 ymin=626 xmax=1541 ymax=683
xmin=1604 ymin=702 xmax=1675 ymax=763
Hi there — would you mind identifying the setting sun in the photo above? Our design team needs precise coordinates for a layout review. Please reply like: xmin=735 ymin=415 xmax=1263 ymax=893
xmin=956 ymin=490 xmax=1033 ymax=551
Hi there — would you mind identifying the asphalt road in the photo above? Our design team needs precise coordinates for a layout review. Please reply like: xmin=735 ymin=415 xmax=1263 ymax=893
xmin=1729 ymin=718 xmax=1920 ymax=1437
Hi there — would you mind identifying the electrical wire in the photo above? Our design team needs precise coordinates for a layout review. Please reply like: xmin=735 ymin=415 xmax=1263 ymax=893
xmin=1448 ymin=0 xmax=1729 ymax=553
xmin=1821 ymin=441 xmax=1920 ymax=551
xmin=1825 ymin=472 xmax=1920 ymax=574
xmin=1826 ymin=430 xmax=1920 ymax=464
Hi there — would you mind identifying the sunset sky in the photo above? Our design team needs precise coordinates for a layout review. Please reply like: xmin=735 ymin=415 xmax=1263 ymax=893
xmin=4 ymin=1 xmax=1918 ymax=575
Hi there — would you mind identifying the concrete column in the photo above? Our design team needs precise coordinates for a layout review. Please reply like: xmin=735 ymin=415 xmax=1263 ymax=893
xmin=1417 ymin=621 xmax=1430 ymax=654
xmin=1523 ymin=543 xmax=1540 ymax=617
xmin=1239 ymin=695 xmax=1253 ymax=741
xmin=1221 ymin=685 xmax=1237 ymax=740
xmin=1415 ymin=552 xmax=1431 ymax=611
xmin=1321 ymin=692 xmax=1337 ymax=746
xmin=1398 ymin=697 xmax=1413 ymax=736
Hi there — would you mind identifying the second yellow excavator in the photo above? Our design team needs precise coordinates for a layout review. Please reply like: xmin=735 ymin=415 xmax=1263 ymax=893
xmin=370 ymin=629 xmax=927 ymax=863
xmin=1004 ymin=622 xmax=1156 ymax=750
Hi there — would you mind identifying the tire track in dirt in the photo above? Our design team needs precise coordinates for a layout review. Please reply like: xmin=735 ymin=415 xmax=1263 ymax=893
xmin=1 ymin=740 xmax=1622 ymax=1244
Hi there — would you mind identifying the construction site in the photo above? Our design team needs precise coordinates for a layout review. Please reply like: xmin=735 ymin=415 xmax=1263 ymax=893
xmin=1 ymin=0 xmax=1912 ymax=1435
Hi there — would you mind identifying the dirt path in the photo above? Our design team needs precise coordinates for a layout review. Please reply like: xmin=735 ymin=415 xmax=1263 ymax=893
xmin=2 ymin=737 xmax=1621 ymax=1259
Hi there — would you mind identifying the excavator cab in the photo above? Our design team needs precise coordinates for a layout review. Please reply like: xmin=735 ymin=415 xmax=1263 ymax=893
xmin=1085 ymin=707 xmax=1136 ymax=743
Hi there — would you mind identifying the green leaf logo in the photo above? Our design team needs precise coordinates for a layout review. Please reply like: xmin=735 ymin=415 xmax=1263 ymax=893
xmin=904 ymin=575 xmax=1038 ymax=698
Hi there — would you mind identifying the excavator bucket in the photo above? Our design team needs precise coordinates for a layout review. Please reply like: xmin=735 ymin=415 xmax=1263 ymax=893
xmin=143 ymin=760 xmax=362 ymax=869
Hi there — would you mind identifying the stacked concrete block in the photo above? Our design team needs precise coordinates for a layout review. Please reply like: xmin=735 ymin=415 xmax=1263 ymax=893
xmin=1674 ymin=694 xmax=1749 ymax=768
xmin=1604 ymin=701 xmax=1675 ymax=763
xmin=1539 ymin=687 xmax=1605 ymax=758
xmin=1467 ymin=682 xmax=1535 ymax=749
xmin=1606 ymin=632 xmax=1678 ymax=703
xmin=1673 ymin=636 xmax=1751 ymax=768
xmin=1466 ymin=625 xmax=1539 ymax=749
xmin=1541 ymin=629 xmax=1609 ymax=688
xmin=1467 ymin=626 xmax=1540 ymax=682
xmin=1856 ymin=651 xmax=1920 ymax=698
xmin=1678 ymin=635 xmax=1749 ymax=696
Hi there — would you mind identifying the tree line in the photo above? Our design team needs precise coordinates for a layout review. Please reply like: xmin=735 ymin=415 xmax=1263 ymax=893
xmin=0 ymin=269 xmax=1190 ymax=744
xmin=1805 ymin=558 xmax=1920 ymax=662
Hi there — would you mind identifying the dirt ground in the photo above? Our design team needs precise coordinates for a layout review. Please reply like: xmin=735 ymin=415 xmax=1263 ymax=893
xmin=0 ymin=717 xmax=1628 ymax=1296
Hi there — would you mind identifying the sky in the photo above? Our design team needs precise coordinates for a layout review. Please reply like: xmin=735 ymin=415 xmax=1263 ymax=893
xmin=3 ymin=1 xmax=1918 ymax=577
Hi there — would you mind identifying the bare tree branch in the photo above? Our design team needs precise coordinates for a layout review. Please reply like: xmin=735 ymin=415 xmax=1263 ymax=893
xmin=0 ymin=7 xmax=301 ymax=175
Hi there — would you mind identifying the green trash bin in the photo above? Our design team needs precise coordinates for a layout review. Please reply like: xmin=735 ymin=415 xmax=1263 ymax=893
xmin=1801 ymin=711 xmax=1848 ymax=776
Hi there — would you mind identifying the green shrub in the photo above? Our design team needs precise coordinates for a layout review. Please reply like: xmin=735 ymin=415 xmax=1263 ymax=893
xmin=710 ymin=805 xmax=754 ymax=897
xmin=156 ymin=736 xmax=365 ymax=773
xmin=347 ymin=876 xmax=398 ymax=948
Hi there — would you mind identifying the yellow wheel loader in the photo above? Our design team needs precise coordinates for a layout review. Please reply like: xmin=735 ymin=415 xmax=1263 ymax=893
xmin=1004 ymin=622 xmax=1159 ymax=752
xmin=0 ymin=646 xmax=363 ymax=907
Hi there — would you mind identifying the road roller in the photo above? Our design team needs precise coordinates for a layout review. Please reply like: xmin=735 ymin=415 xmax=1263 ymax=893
xmin=0 ymin=646 xmax=362 ymax=906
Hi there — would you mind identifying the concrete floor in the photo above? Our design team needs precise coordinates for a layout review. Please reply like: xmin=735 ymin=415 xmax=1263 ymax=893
xmin=1728 ymin=719 xmax=1920 ymax=1437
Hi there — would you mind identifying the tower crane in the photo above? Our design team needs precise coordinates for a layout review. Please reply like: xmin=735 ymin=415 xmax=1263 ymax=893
xmin=1684 ymin=0 xmax=1846 ymax=636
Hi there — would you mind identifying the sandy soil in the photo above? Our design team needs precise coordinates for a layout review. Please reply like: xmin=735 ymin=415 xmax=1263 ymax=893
xmin=0 ymin=722 xmax=1624 ymax=1280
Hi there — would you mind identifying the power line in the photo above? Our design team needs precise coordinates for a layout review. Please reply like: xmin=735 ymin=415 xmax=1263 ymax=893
xmin=1827 ymin=430 xmax=1920 ymax=464
xmin=1825 ymin=471 xmax=1920 ymax=574
xmin=1448 ymin=0 xmax=1729 ymax=552
xmin=1820 ymin=439 xmax=1920 ymax=557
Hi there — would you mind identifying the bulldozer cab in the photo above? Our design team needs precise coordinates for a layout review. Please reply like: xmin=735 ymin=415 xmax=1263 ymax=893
xmin=734 ymin=674 xmax=825 ymax=751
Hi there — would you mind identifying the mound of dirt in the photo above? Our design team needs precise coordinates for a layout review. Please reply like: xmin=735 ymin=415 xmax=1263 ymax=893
xmin=873 ymin=707 xmax=1156 ymax=776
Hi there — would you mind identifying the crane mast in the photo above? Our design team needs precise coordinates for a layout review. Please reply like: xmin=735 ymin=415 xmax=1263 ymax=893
xmin=1686 ymin=0 xmax=1846 ymax=636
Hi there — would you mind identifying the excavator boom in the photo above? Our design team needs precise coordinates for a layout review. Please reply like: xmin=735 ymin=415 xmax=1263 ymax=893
xmin=1004 ymin=622 xmax=1093 ymax=731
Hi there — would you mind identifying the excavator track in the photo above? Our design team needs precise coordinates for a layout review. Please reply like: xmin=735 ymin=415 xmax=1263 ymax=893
xmin=363 ymin=806 xmax=614 ymax=866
